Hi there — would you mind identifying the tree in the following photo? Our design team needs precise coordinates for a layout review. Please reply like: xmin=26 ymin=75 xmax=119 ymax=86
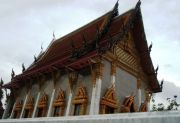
xmin=0 ymin=79 xmax=4 ymax=118
xmin=151 ymin=95 xmax=180 ymax=111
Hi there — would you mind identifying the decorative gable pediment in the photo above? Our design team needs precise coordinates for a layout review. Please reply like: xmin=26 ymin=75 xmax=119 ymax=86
xmin=53 ymin=89 xmax=65 ymax=106
xmin=15 ymin=99 xmax=23 ymax=111
xmin=73 ymin=86 xmax=87 ymax=104
xmin=25 ymin=94 xmax=34 ymax=110
xmin=113 ymin=32 xmax=139 ymax=73
xmin=38 ymin=93 xmax=48 ymax=108
xmin=121 ymin=93 xmax=137 ymax=113
xmin=101 ymin=86 xmax=118 ymax=108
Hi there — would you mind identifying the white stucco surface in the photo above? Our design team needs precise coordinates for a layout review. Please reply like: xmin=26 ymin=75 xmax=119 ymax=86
xmin=1 ymin=111 xmax=180 ymax=123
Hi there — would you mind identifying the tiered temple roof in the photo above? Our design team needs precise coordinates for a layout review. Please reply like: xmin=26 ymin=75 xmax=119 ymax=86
xmin=3 ymin=1 xmax=161 ymax=93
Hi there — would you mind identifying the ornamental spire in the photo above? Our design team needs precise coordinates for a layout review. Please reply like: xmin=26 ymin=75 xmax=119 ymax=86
xmin=52 ymin=31 xmax=56 ymax=41
xmin=148 ymin=42 xmax=153 ymax=53
xmin=11 ymin=68 xmax=15 ymax=80
xmin=22 ymin=63 xmax=26 ymax=72
xmin=0 ymin=78 xmax=3 ymax=86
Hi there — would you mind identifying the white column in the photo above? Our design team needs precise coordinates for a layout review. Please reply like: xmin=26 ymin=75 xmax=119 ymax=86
xmin=138 ymin=89 xmax=142 ymax=108
xmin=10 ymin=101 xmax=16 ymax=118
xmin=65 ymin=92 xmax=72 ymax=116
xmin=111 ymin=75 xmax=115 ymax=85
xmin=89 ymin=86 xmax=96 ymax=115
xmin=32 ymin=92 xmax=40 ymax=118
xmin=19 ymin=94 xmax=28 ymax=118
xmin=94 ymin=78 xmax=102 ymax=114
xmin=147 ymin=102 xmax=150 ymax=112
xmin=47 ymin=89 xmax=56 ymax=117
xmin=2 ymin=99 xmax=11 ymax=119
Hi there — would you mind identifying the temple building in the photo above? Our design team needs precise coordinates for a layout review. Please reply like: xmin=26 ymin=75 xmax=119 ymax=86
xmin=1 ymin=0 xmax=163 ymax=120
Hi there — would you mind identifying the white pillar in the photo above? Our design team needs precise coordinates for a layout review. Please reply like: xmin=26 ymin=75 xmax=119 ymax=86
xmin=90 ymin=77 xmax=103 ymax=115
xmin=65 ymin=92 xmax=72 ymax=116
xmin=89 ymin=86 xmax=96 ymax=115
xmin=10 ymin=101 xmax=16 ymax=118
xmin=147 ymin=102 xmax=150 ymax=112
xmin=111 ymin=75 xmax=115 ymax=85
xmin=94 ymin=78 xmax=102 ymax=114
xmin=19 ymin=94 xmax=28 ymax=118
xmin=2 ymin=99 xmax=11 ymax=119
xmin=47 ymin=89 xmax=56 ymax=117
xmin=32 ymin=92 xmax=40 ymax=118
xmin=138 ymin=89 xmax=142 ymax=108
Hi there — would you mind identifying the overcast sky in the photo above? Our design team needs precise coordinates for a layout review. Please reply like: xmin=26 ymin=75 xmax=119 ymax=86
xmin=0 ymin=0 xmax=180 ymax=90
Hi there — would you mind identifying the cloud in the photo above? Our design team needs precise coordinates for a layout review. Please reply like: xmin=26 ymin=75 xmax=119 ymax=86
xmin=153 ymin=81 xmax=180 ymax=106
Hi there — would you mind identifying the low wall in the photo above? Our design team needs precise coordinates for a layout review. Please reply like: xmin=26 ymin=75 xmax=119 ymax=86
xmin=1 ymin=111 xmax=180 ymax=123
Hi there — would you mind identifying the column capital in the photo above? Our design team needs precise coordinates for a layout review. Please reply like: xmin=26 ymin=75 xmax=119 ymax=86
xmin=111 ymin=61 xmax=116 ymax=75
xmin=137 ymin=77 xmax=141 ymax=89
xmin=95 ymin=62 xmax=103 ymax=79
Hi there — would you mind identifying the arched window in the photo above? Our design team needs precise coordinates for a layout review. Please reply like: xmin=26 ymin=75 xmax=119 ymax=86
xmin=53 ymin=89 xmax=65 ymax=117
xmin=100 ymin=87 xmax=118 ymax=114
xmin=121 ymin=94 xmax=137 ymax=113
xmin=36 ymin=93 xmax=48 ymax=117
xmin=72 ymin=86 xmax=87 ymax=115
xmin=13 ymin=100 xmax=23 ymax=118
xmin=24 ymin=95 xmax=34 ymax=118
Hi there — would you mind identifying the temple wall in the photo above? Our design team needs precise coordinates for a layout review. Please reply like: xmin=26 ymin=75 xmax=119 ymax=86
xmin=6 ymin=60 xmax=151 ymax=118
xmin=140 ymin=81 xmax=146 ymax=102
xmin=18 ymin=87 xmax=26 ymax=101
xmin=30 ymin=83 xmax=39 ymax=98
xmin=101 ymin=60 xmax=112 ymax=97
xmin=115 ymin=67 xmax=137 ymax=105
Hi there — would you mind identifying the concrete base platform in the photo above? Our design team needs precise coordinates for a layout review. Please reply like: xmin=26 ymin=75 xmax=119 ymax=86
xmin=1 ymin=111 xmax=180 ymax=123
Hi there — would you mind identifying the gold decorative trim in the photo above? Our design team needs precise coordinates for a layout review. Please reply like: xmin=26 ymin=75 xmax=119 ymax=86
xmin=53 ymin=89 xmax=65 ymax=116
xmin=38 ymin=93 xmax=48 ymax=108
xmin=13 ymin=99 xmax=23 ymax=118
xmin=111 ymin=62 xmax=116 ymax=75
xmin=145 ymin=89 xmax=152 ymax=102
xmin=24 ymin=94 xmax=34 ymax=118
xmin=94 ymin=62 xmax=103 ymax=79
xmin=137 ymin=77 xmax=141 ymax=89
xmin=139 ymin=102 xmax=147 ymax=112
xmin=91 ymin=66 xmax=96 ymax=87
xmin=37 ymin=92 xmax=48 ymax=117
xmin=100 ymin=86 xmax=118 ymax=114
xmin=72 ymin=86 xmax=88 ymax=115
xmin=103 ymin=51 xmax=148 ymax=83
xmin=121 ymin=93 xmax=137 ymax=113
